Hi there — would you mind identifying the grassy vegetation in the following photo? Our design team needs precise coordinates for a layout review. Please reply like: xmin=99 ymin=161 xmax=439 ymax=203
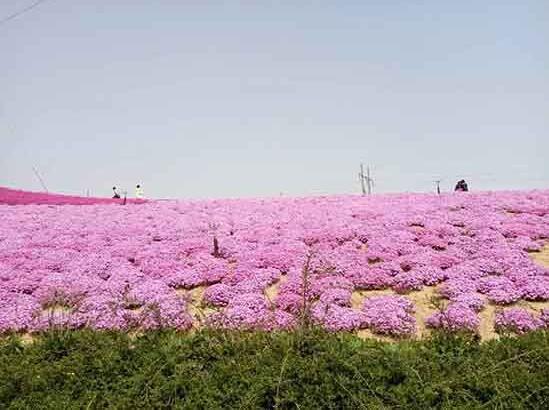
xmin=1 ymin=329 xmax=549 ymax=409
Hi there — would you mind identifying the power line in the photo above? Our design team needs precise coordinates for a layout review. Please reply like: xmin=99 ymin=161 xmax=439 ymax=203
xmin=0 ymin=0 xmax=51 ymax=27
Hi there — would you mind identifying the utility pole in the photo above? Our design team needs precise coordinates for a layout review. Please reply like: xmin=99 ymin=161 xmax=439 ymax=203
xmin=366 ymin=165 xmax=372 ymax=195
xmin=358 ymin=163 xmax=373 ymax=195
xmin=32 ymin=166 xmax=48 ymax=193
xmin=359 ymin=164 xmax=366 ymax=195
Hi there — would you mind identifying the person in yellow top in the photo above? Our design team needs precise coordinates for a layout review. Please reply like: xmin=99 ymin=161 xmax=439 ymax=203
xmin=135 ymin=184 xmax=144 ymax=199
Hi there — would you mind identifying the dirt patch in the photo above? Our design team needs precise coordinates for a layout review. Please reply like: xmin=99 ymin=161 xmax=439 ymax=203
xmin=527 ymin=300 xmax=549 ymax=310
xmin=530 ymin=244 xmax=549 ymax=268
xmin=176 ymin=286 xmax=217 ymax=328
xmin=352 ymin=287 xmax=442 ymax=340
xmin=350 ymin=289 xmax=394 ymax=310
xmin=264 ymin=273 xmax=287 ymax=305
xmin=407 ymin=286 xmax=440 ymax=339
xmin=504 ymin=210 xmax=521 ymax=216
xmin=350 ymin=287 xmax=544 ymax=342
xmin=478 ymin=301 xmax=499 ymax=342
xmin=41 ymin=305 xmax=72 ymax=319
xmin=123 ymin=304 xmax=144 ymax=314
xmin=355 ymin=329 xmax=396 ymax=343
xmin=19 ymin=333 xmax=35 ymax=345
xmin=477 ymin=298 xmax=549 ymax=342
xmin=517 ymin=300 xmax=549 ymax=314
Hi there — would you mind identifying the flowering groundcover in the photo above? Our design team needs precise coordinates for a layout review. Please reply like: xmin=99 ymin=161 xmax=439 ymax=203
xmin=1 ymin=188 xmax=549 ymax=337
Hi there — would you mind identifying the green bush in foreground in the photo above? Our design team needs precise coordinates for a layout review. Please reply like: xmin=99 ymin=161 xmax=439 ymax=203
xmin=1 ymin=329 xmax=548 ymax=409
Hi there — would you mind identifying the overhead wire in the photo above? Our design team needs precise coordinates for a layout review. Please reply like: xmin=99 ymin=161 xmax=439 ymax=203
xmin=0 ymin=0 xmax=51 ymax=27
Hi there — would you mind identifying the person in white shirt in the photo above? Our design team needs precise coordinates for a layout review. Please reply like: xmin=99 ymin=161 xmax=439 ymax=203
xmin=135 ymin=184 xmax=144 ymax=199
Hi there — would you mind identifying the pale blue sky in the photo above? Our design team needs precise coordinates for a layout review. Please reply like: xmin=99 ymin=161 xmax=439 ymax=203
xmin=1 ymin=1 xmax=548 ymax=199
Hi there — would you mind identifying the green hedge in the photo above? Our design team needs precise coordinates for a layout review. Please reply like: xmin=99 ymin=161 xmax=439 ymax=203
xmin=1 ymin=329 xmax=548 ymax=409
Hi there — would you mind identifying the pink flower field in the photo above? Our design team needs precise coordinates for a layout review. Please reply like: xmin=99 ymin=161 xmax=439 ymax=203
xmin=0 ymin=186 xmax=145 ymax=206
xmin=1 ymin=188 xmax=549 ymax=340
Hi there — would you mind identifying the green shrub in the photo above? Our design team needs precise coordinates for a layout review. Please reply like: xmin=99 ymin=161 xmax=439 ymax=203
xmin=1 ymin=329 xmax=548 ymax=409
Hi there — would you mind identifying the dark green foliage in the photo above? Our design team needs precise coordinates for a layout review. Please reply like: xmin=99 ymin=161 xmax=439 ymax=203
xmin=1 ymin=329 xmax=548 ymax=409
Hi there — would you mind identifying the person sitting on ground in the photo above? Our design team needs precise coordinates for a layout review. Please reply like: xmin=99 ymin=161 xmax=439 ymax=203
xmin=454 ymin=179 xmax=469 ymax=192
xmin=112 ymin=186 xmax=121 ymax=199
xmin=135 ymin=184 xmax=144 ymax=199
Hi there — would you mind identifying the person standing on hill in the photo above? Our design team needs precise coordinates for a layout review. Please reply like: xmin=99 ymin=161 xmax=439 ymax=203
xmin=112 ymin=186 xmax=121 ymax=199
xmin=135 ymin=184 xmax=144 ymax=199
xmin=454 ymin=179 xmax=469 ymax=192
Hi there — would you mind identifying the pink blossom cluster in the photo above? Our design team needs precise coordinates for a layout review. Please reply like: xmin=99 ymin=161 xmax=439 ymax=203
xmin=361 ymin=295 xmax=416 ymax=336
xmin=1 ymin=189 xmax=549 ymax=336
xmin=494 ymin=308 xmax=546 ymax=334
xmin=426 ymin=303 xmax=481 ymax=332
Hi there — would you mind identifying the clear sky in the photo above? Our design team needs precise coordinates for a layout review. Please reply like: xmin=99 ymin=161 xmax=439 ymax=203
xmin=1 ymin=0 xmax=548 ymax=199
